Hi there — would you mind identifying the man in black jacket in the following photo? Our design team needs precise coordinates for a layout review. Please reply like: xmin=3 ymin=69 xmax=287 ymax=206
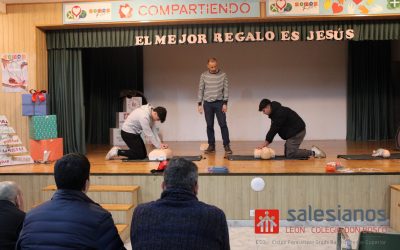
xmin=130 ymin=158 xmax=230 ymax=250
xmin=0 ymin=181 xmax=25 ymax=250
xmin=17 ymin=153 xmax=125 ymax=250
xmin=258 ymin=99 xmax=326 ymax=159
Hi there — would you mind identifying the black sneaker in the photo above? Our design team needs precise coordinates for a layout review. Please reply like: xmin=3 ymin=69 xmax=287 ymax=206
xmin=224 ymin=145 xmax=233 ymax=154
xmin=204 ymin=144 xmax=215 ymax=154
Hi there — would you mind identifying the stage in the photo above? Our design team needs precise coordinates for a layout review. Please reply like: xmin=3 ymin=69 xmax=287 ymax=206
xmin=0 ymin=140 xmax=400 ymax=222
xmin=1 ymin=140 xmax=400 ymax=175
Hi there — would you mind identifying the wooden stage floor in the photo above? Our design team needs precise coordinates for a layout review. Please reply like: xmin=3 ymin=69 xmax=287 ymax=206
xmin=1 ymin=140 xmax=400 ymax=175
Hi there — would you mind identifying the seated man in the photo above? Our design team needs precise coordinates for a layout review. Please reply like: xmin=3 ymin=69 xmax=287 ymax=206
xmin=130 ymin=158 xmax=230 ymax=250
xmin=258 ymin=99 xmax=326 ymax=159
xmin=17 ymin=154 xmax=125 ymax=250
xmin=0 ymin=181 xmax=25 ymax=250
xmin=106 ymin=104 xmax=168 ymax=160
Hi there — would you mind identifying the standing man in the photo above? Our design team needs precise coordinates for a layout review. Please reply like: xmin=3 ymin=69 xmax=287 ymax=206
xmin=198 ymin=58 xmax=232 ymax=154
xmin=106 ymin=104 xmax=168 ymax=160
xmin=0 ymin=181 xmax=25 ymax=250
xmin=258 ymin=99 xmax=326 ymax=159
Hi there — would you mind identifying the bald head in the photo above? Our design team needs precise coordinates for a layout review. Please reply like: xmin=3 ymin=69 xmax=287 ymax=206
xmin=0 ymin=181 xmax=24 ymax=210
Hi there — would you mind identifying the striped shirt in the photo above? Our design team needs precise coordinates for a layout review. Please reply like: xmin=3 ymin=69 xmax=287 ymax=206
xmin=197 ymin=70 xmax=228 ymax=104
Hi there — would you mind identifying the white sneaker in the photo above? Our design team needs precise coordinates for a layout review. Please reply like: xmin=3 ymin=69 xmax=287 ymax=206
xmin=311 ymin=145 xmax=326 ymax=158
xmin=105 ymin=146 xmax=120 ymax=160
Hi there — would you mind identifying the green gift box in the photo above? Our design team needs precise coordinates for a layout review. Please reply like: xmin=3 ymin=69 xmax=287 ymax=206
xmin=30 ymin=115 xmax=58 ymax=140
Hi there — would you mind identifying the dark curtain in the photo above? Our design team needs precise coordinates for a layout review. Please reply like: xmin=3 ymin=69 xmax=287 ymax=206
xmin=48 ymin=49 xmax=86 ymax=154
xmin=347 ymin=41 xmax=394 ymax=141
xmin=83 ymin=47 xmax=143 ymax=144
xmin=392 ymin=61 xmax=400 ymax=132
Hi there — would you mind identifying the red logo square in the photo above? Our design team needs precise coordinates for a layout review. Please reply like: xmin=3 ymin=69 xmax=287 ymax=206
xmin=255 ymin=209 xmax=279 ymax=234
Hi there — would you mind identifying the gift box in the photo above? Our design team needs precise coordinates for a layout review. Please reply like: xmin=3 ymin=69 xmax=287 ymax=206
xmin=116 ymin=112 xmax=130 ymax=128
xmin=0 ymin=145 xmax=28 ymax=155
xmin=30 ymin=115 xmax=57 ymax=140
xmin=0 ymin=134 xmax=22 ymax=145
xmin=30 ymin=138 xmax=63 ymax=162
xmin=110 ymin=128 xmax=126 ymax=146
xmin=22 ymin=92 xmax=48 ymax=116
xmin=0 ymin=154 xmax=33 ymax=167
xmin=123 ymin=97 xmax=142 ymax=113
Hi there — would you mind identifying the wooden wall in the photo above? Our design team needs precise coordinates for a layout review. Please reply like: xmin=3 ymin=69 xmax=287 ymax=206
xmin=0 ymin=3 xmax=62 ymax=147
xmin=1 ymin=174 xmax=399 ymax=221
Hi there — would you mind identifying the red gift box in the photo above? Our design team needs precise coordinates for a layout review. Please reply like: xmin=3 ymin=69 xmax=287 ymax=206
xmin=30 ymin=138 xmax=63 ymax=162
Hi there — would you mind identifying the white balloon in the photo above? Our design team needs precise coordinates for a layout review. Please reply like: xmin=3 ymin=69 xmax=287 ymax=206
xmin=251 ymin=177 xmax=265 ymax=192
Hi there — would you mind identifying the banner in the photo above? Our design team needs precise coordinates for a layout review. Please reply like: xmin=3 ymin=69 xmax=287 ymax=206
xmin=1 ymin=54 xmax=28 ymax=93
xmin=134 ymin=29 xmax=355 ymax=45
xmin=63 ymin=0 xmax=261 ymax=24
xmin=267 ymin=0 xmax=400 ymax=16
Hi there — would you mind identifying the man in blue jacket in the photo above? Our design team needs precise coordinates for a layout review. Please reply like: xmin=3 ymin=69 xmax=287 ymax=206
xmin=17 ymin=153 xmax=125 ymax=250
xmin=258 ymin=99 xmax=326 ymax=159
xmin=130 ymin=158 xmax=230 ymax=250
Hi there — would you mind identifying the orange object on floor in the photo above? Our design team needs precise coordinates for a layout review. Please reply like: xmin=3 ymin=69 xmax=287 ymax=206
xmin=30 ymin=138 xmax=63 ymax=162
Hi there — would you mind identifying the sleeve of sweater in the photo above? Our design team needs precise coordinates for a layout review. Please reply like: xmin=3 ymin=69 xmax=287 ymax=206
xmin=96 ymin=212 xmax=126 ymax=250
xmin=198 ymin=74 xmax=205 ymax=105
xmin=223 ymin=73 xmax=228 ymax=104
xmin=140 ymin=116 xmax=161 ymax=149
xmin=265 ymin=112 xmax=286 ymax=143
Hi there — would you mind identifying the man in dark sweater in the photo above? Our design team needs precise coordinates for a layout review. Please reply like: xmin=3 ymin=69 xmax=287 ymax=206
xmin=0 ymin=181 xmax=25 ymax=250
xmin=258 ymin=99 xmax=326 ymax=159
xmin=130 ymin=158 xmax=230 ymax=250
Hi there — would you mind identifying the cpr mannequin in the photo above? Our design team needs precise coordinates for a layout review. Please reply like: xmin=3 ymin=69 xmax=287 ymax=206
xmin=372 ymin=148 xmax=391 ymax=158
xmin=200 ymin=143 xmax=209 ymax=151
xmin=148 ymin=148 xmax=173 ymax=161
xmin=254 ymin=147 xmax=276 ymax=159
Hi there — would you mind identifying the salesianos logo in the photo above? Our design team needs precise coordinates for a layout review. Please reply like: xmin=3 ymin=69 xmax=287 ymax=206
xmin=287 ymin=205 xmax=387 ymax=222
xmin=255 ymin=209 xmax=279 ymax=234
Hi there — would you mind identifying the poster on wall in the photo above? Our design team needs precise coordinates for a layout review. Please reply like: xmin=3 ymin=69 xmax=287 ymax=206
xmin=63 ymin=0 xmax=261 ymax=24
xmin=267 ymin=0 xmax=400 ymax=16
xmin=1 ymin=53 xmax=28 ymax=93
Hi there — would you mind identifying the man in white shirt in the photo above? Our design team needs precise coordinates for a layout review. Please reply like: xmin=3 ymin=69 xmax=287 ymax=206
xmin=106 ymin=104 xmax=168 ymax=160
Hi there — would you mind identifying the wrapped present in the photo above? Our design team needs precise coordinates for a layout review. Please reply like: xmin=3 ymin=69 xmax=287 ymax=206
xmin=0 ymin=134 xmax=21 ymax=145
xmin=0 ymin=145 xmax=28 ymax=155
xmin=123 ymin=97 xmax=142 ymax=113
xmin=22 ymin=90 xmax=48 ymax=116
xmin=0 ymin=115 xmax=9 ymax=126
xmin=0 ymin=154 xmax=33 ymax=167
xmin=30 ymin=115 xmax=57 ymax=140
xmin=110 ymin=128 xmax=126 ymax=146
xmin=116 ymin=112 xmax=130 ymax=128
xmin=30 ymin=138 xmax=63 ymax=162
xmin=0 ymin=126 xmax=15 ymax=134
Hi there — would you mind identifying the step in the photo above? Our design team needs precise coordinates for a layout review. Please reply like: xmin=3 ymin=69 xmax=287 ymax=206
xmin=116 ymin=224 xmax=128 ymax=234
xmin=43 ymin=185 xmax=140 ymax=193
xmin=32 ymin=203 xmax=134 ymax=211
xmin=101 ymin=203 xmax=134 ymax=211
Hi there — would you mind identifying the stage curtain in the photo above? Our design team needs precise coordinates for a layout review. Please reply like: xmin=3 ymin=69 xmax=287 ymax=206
xmin=46 ymin=20 xmax=400 ymax=49
xmin=83 ymin=47 xmax=144 ymax=144
xmin=347 ymin=41 xmax=394 ymax=141
xmin=48 ymin=49 xmax=86 ymax=154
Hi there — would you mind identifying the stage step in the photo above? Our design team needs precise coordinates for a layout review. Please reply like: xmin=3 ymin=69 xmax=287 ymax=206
xmin=116 ymin=224 xmax=128 ymax=234
xmin=32 ymin=203 xmax=134 ymax=211
xmin=101 ymin=203 xmax=134 ymax=211
xmin=43 ymin=185 xmax=139 ymax=193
